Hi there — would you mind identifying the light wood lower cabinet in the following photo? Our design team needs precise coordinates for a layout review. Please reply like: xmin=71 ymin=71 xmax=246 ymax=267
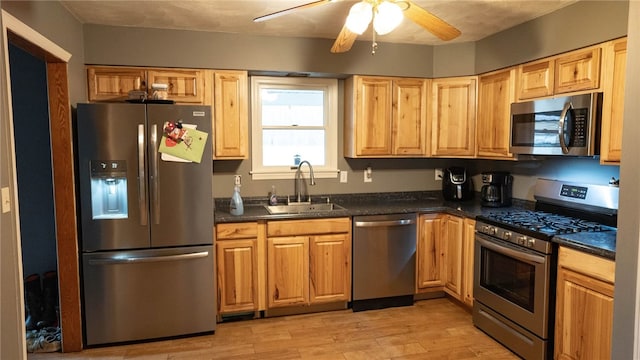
xmin=442 ymin=215 xmax=464 ymax=299
xmin=416 ymin=213 xmax=474 ymax=307
xmin=266 ymin=218 xmax=351 ymax=309
xmin=215 ymin=222 xmax=266 ymax=315
xmin=555 ymin=246 xmax=615 ymax=360
xmin=416 ymin=214 xmax=444 ymax=291
xmin=462 ymin=218 xmax=476 ymax=307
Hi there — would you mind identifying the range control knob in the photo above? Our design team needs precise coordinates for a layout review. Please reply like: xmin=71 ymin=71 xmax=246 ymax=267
xmin=527 ymin=239 xmax=536 ymax=248
xmin=490 ymin=227 xmax=498 ymax=236
xmin=517 ymin=236 xmax=527 ymax=246
xmin=503 ymin=231 xmax=512 ymax=240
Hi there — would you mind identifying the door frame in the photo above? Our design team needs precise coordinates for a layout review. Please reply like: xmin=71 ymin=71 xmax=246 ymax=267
xmin=2 ymin=10 xmax=82 ymax=353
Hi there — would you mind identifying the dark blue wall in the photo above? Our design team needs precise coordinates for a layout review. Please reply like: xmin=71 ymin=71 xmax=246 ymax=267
xmin=9 ymin=43 xmax=57 ymax=278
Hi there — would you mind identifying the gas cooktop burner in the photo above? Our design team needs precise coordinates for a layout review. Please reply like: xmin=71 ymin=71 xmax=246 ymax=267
xmin=482 ymin=210 xmax=607 ymax=235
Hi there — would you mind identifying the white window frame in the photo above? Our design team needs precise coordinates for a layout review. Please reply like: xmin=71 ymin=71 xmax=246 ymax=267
xmin=250 ymin=76 xmax=338 ymax=180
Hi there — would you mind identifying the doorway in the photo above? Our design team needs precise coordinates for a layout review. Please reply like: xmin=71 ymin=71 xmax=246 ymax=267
xmin=8 ymin=41 xmax=61 ymax=353
xmin=2 ymin=10 xmax=82 ymax=356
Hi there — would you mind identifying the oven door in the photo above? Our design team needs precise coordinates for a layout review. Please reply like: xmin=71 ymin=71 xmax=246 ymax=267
xmin=474 ymin=233 xmax=554 ymax=338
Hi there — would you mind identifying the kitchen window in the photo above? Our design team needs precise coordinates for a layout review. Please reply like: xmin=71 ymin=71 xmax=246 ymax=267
xmin=250 ymin=76 xmax=338 ymax=180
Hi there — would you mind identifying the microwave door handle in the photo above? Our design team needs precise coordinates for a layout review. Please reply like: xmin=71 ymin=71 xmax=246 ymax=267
xmin=558 ymin=101 xmax=572 ymax=154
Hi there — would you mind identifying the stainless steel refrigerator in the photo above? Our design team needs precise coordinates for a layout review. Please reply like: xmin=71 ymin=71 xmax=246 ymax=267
xmin=76 ymin=103 xmax=215 ymax=346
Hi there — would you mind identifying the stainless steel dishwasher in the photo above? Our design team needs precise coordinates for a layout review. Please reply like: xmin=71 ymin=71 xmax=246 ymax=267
xmin=352 ymin=213 xmax=417 ymax=312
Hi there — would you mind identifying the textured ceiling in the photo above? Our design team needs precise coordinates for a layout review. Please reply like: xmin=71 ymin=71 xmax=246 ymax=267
xmin=61 ymin=0 xmax=578 ymax=46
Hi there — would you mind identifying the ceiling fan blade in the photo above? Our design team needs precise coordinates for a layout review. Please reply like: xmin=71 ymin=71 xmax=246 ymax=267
xmin=254 ymin=0 xmax=333 ymax=22
xmin=403 ymin=1 xmax=461 ymax=41
xmin=331 ymin=25 xmax=358 ymax=53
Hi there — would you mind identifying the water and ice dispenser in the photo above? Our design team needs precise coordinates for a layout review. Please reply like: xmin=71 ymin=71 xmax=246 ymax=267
xmin=90 ymin=160 xmax=128 ymax=219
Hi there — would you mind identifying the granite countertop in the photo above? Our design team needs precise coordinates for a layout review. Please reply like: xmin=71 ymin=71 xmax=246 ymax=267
xmin=214 ymin=191 xmax=616 ymax=260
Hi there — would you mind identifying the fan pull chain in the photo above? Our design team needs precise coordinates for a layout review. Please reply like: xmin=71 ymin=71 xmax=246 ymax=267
xmin=371 ymin=30 xmax=378 ymax=55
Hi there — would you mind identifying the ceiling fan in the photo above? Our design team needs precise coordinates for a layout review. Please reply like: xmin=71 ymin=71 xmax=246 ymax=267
xmin=253 ymin=0 xmax=461 ymax=54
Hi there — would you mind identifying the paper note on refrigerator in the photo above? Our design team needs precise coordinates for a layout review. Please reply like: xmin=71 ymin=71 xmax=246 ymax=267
xmin=158 ymin=123 xmax=208 ymax=163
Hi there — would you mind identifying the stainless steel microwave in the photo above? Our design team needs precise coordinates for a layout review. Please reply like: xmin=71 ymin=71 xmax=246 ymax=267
xmin=510 ymin=92 xmax=602 ymax=156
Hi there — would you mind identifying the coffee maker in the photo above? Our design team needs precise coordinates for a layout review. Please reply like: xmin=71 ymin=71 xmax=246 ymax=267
xmin=481 ymin=171 xmax=513 ymax=207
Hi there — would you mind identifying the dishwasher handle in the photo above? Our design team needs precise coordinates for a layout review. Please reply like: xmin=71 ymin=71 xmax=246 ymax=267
xmin=354 ymin=218 xmax=416 ymax=228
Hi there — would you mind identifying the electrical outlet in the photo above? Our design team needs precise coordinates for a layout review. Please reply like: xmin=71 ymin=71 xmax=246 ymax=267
xmin=340 ymin=171 xmax=348 ymax=183
xmin=435 ymin=168 xmax=443 ymax=181
xmin=234 ymin=175 xmax=242 ymax=186
xmin=364 ymin=167 xmax=372 ymax=183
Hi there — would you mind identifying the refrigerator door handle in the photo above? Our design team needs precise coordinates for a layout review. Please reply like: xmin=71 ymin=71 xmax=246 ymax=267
xmin=87 ymin=251 xmax=210 ymax=265
xmin=150 ymin=124 xmax=160 ymax=224
xmin=137 ymin=124 xmax=148 ymax=226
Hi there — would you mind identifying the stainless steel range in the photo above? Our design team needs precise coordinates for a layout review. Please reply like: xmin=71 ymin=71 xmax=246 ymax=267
xmin=473 ymin=178 xmax=618 ymax=360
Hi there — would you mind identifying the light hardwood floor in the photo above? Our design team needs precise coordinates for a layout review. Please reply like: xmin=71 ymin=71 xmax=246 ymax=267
xmin=30 ymin=298 xmax=518 ymax=359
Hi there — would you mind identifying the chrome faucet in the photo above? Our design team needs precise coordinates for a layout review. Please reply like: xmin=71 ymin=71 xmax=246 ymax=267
xmin=293 ymin=160 xmax=316 ymax=203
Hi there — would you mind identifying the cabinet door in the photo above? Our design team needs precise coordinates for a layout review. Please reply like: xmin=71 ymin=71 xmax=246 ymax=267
xmin=216 ymin=239 xmax=258 ymax=314
xmin=600 ymin=38 xmax=627 ymax=165
xmin=213 ymin=71 xmax=249 ymax=159
xmin=477 ymin=69 xmax=515 ymax=159
xmin=87 ymin=66 xmax=146 ymax=102
xmin=442 ymin=215 xmax=463 ymax=300
xmin=462 ymin=218 xmax=475 ymax=307
xmin=517 ymin=59 xmax=554 ymax=100
xmin=392 ymin=79 xmax=428 ymax=156
xmin=147 ymin=69 xmax=204 ymax=103
xmin=309 ymin=234 xmax=351 ymax=303
xmin=354 ymin=76 xmax=393 ymax=156
xmin=430 ymin=77 xmax=477 ymax=157
xmin=267 ymin=236 xmax=309 ymax=308
xmin=555 ymin=247 xmax=615 ymax=360
xmin=416 ymin=214 xmax=444 ymax=291
xmin=554 ymin=47 xmax=601 ymax=94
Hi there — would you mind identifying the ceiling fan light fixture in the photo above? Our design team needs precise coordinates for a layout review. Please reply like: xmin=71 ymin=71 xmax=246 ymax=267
xmin=345 ymin=1 xmax=373 ymax=35
xmin=373 ymin=1 xmax=403 ymax=35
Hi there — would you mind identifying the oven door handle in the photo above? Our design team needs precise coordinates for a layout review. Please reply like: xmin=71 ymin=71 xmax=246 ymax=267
xmin=476 ymin=236 xmax=546 ymax=264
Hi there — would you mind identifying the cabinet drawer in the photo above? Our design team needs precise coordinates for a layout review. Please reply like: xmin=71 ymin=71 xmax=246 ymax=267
xmin=217 ymin=222 xmax=258 ymax=240
xmin=267 ymin=218 xmax=350 ymax=237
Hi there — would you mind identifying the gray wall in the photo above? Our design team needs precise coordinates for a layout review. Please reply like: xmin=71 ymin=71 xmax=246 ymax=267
xmin=81 ymin=1 xmax=628 ymax=199
xmin=0 ymin=9 xmax=26 ymax=360
xmin=0 ymin=1 xmax=85 ymax=358
xmin=612 ymin=0 xmax=640 ymax=357
xmin=475 ymin=0 xmax=629 ymax=74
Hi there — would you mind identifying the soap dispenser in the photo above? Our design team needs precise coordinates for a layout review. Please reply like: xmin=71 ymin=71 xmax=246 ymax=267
xmin=269 ymin=185 xmax=278 ymax=206
xmin=230 ymin=175 xmax=244 ymax=216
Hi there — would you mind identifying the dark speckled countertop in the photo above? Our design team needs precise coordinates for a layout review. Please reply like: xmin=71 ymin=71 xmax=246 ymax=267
xmin=214 ymin=191 xmax=616 ymax=260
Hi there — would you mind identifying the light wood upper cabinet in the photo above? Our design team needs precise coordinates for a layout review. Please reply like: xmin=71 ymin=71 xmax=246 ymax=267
xmin=554 ymin=47 xmax=601 ymax=94
xmin=517 ymin=59 xmax=554 ymax=100
xmin=462 ymin=218 xmax=475 ymax=307
xmin=345 ymin=76 xmax=427 ymax=157
xmin=416 ymin=214 xmax=444 ymax=292
xmin=266 ymin=218 xmax=351 ymax=309
xmin=216 ymin=222 xmax=266 ymax=315
xmin=147 ymin=69 xmax=205 ymax=103
xmin=430 ymin=77 xmax=477 ymax=157
xmin=392 ymin=78 xmax=428 ymax=156
xmin=476 ymin=68 xmax=516 ymax=159
xmin=517 ymin=46 xmax=601 ymax=101
xmin=442 ymin=215 xmax=464 ymax=300
xmin=87 ymin=66 xmax=147 ymax=102
xmin=555 ymin=246 xmax=615 ymax=360
xmin=600 ymin=38 xmax=627 ymax=165
xmin=213 ymin=70 xmax=249 ymax=159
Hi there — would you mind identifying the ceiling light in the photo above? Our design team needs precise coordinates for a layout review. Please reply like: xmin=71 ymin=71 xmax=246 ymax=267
xmin=345 ymin=1 xmax=404 ymax=36
xmin=345 ymin=1 xmax=373 ymax=35
xmin=373 ymin=1 xmax=403 ymax=35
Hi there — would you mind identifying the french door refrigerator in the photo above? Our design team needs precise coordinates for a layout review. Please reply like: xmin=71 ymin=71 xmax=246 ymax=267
xmin=76 ymin=103 xmax=215 ymax=346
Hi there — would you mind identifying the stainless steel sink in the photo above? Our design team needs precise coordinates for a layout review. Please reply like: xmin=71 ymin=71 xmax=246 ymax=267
xmin=264 ymin=202 xmax=345 ymax=215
